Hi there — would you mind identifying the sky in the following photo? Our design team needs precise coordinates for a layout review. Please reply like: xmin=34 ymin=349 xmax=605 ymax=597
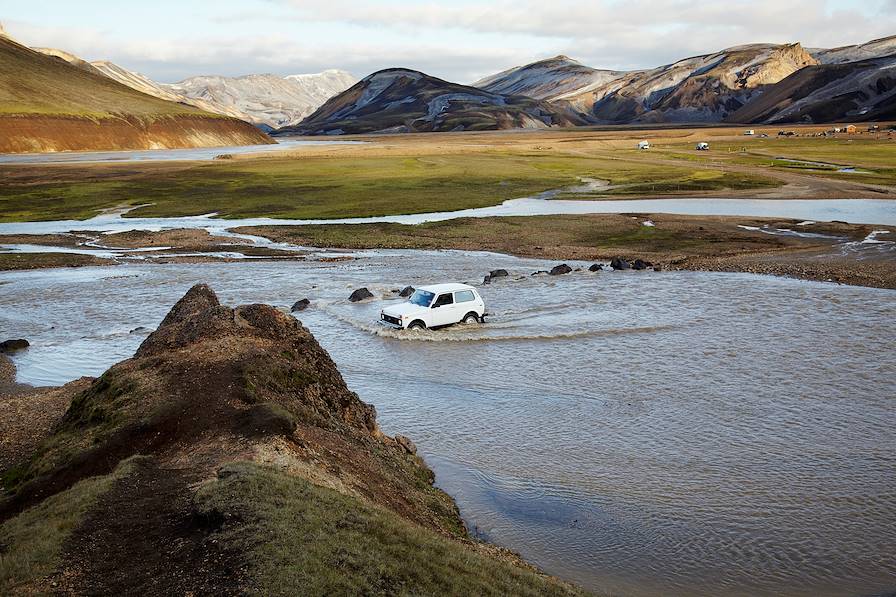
xmin=3 ymin=0 xmax=895 ymax=84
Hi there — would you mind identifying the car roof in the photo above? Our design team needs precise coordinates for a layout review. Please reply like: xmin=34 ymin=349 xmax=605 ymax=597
xmin=416 ymin=283 xmax=477 ymax=294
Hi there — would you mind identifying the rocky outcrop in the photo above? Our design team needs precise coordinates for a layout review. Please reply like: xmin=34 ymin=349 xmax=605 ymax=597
xmin=588 ymin=264 xmax=603 ymax=272
xmin=489 ymin=269 xmax=509 ymax=279
xmin=632 ymin=259 xmax=651 ymax=270
xmin=399 ymin=286 xmax=415 ymax=298
xmin=0 ymin=339 xmax=29 ymax=353
xmin=348 ymin=288 xmax=375 ymax=302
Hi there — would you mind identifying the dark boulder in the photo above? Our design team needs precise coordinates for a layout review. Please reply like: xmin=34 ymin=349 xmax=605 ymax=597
xmin=399 ymin=286 xmax=415 ymax=298
xmin=588 ymin=264 xmax=603 ymax=272
xmin=632 ymin=259 xmax=650 ymax=270
xmin=0 ymin=339 xmax=29 ymax=353
xmin=291 ymin=298 xmax=311 ymax=312
xmin=549 ymin=264 xmax=572 ymax=275
xmin=531 ymin=270 xmax=549 ymax=276
xmin=483 ymin=275 xmax=491 ymax=285
xmin=610 ymin=257 xmax=631 ymax=270
xmin=129 ymin=326 xmax=150 ymax=334
xmin=395 ymin=434 xmax=418 ymax=455
xmin=348 ymin=288 xmax=374 ymax=302
xmin=489 ymin=269 xmax=509 ymax=279
xmin=653 ymin=264 xmax=663 ymax=272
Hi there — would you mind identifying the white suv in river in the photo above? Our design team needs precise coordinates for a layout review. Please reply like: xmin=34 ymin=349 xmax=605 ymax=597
xmin=380 ymin=283 xmax=485 ymax=330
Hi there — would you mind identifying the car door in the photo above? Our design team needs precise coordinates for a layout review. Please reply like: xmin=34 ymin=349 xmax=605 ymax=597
xmin=430 ymin=293 xmax=456 ymax=326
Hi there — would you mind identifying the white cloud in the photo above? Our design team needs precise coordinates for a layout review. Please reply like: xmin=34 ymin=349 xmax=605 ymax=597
xmin=4 ymin=1 xmax=895 ymax=84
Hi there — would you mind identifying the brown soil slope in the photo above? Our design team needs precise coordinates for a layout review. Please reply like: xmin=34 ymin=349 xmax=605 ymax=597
xmin=0 ymin=36 xmax=271 ymax=153
xmin=0 ymin=285 xmax=586 ymax=595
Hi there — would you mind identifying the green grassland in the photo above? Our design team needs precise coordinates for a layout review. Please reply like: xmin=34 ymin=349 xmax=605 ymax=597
xmin=196 ymin=462 xmax=588 ymax=596
xmin=0 ymin=151 xmax=780 ymax=222
xmin=650 ymin=135 xmax=896 ymax=186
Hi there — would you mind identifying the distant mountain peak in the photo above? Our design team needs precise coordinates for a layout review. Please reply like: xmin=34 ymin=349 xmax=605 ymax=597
xmin=363 ymin=68 xmax=426 ymax=82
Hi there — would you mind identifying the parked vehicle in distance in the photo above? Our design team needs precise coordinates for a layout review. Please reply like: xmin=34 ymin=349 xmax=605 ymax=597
xmin=380 ymin=283 xmax=485 ymax=330
xmin=638 ymin=140 xmax=650 ymax=150
xmin=696 ymin=142 xmax=709 ymax=150
xmin=744 ymin=129 xmax=755 ymax=136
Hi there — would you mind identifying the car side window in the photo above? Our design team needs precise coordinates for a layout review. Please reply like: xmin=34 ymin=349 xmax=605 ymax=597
xmin=455 ymin=290 xmax=475 ymax=303
xmin=433 ymin=293 xmax=453 ymax=307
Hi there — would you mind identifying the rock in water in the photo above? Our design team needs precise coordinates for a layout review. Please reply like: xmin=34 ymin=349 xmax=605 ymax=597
xmin=610 ymin=257 xmax=631 ymax=270
xmin=399 ymin=286 xmax=415 ymax=298
xmin=348 ymin=288 xmax=374 ymax=302
xmin=549 ymin=264 xmax=572 ymax=275
xmin=291 ymin=298 xmax=311 ymax=312
xmin=489 ymin=269 xmax=509 ymax=279
xmin=482 ymin=275 xmax=491 ymax=285
xmin=588 ymin=263 xmax=603 ymax=272
xmin=632 ymin=259 xmax=650 ymax=270
xmin=0 ymin=339 xmax=29 ymax=353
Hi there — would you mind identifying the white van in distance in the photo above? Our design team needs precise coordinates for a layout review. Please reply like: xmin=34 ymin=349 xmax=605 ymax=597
xmin=380 ymin=283 xmax=485 ymax=330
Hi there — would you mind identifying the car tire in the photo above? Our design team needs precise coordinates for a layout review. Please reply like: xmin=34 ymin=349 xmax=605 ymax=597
xmin=462 ymin=312 xmax=479 ymax=324
xmin=407 ymin=320 xmax=426 ymax=330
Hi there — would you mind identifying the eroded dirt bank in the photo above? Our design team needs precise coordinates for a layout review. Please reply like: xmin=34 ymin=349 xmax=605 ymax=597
xmin=0 ymin=114 xmax=271 ymax=154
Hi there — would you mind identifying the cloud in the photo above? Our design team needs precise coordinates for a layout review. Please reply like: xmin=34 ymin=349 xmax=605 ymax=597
xmin=4 ymin=1 xmax=894 ymax=84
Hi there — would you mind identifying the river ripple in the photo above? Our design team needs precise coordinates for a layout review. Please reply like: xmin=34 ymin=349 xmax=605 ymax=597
xmin=1 ymin=252 xmax=894 ymax=596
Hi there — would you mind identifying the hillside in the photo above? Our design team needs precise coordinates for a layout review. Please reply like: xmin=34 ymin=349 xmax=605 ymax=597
xmin=812 ymin=34 xmax=896 ymax=64
xmin=562 ymin=43 xmax=817 ymax=123
xmin=0 ymin=35 xmax=271 ymax=153
xmin=728 ymin=54 xmax=896 ymax=123
xmin=89 ymin=61 xmax=249 ymax=122
xmin=0 ymin=285 xmax=587 ymax=595
xmin=473 ymin=55 xmax=623 ymax=101
xmin=280 ymin=68 xmax=586 ymax=135
xmin=166 ymin=70 xmax=358 ymax=129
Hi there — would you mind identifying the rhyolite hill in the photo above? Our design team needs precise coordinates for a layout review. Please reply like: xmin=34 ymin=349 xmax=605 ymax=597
xmin=0 ymin=33 xmax=271 ymax=153
xmin=282 ymin=34 xmax=896 ymax=135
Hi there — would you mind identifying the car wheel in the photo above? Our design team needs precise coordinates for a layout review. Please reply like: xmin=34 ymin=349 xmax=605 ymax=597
xmin=407 ymin=320 xmax=426 ymax=330
xmin=462 ymin=312 xmax=479 ymax=324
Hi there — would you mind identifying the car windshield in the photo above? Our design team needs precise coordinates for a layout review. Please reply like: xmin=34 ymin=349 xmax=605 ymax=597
xmin=408 ymin=290 xmax=434 ymax=307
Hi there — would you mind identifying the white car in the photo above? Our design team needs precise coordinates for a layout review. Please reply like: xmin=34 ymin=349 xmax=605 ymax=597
xmin=380 ymin=283 xmax=485 ymax=330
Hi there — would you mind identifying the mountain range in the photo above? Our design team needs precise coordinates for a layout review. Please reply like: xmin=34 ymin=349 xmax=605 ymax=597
xmin=0 ymin=21 xmax=894 ymax=153
xmin=29 ymin=44 xmax=356 ymax=131
xmin=285 ymin=35 xmax=896 ymax=135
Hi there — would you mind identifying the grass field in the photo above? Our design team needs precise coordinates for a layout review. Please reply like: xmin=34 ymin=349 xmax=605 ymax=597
xmin=1 ymin=126 xmax=892 ymax=223
xmin=648 ymin=134 xmax=896 ymax=186
xmin=0 ymin=150 xmax=779 ymax=222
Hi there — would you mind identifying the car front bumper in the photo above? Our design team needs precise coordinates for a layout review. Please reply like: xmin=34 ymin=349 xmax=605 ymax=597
xmin=380 ymin=313 xmax=403 ymax=327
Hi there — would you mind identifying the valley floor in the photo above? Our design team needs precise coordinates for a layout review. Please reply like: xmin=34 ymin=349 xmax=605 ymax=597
xmin=1 ymin=125 xmax=894 ymax=223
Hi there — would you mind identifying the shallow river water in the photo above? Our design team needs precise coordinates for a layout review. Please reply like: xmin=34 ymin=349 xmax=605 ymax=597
xmin=1 ymin=252 xmax=895 ymax=597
